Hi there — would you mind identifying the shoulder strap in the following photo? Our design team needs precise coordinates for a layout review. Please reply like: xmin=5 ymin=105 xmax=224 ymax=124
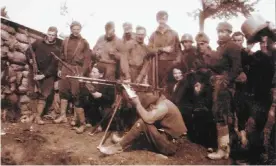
xmin=63 ymin=37 xmax=69 ymax=60
xmin=71 ymin=38 xmax=83 ymax=59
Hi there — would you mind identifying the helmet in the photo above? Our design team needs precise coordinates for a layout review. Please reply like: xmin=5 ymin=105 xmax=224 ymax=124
xmin=181 ymin=33 xmax=193 ymax=42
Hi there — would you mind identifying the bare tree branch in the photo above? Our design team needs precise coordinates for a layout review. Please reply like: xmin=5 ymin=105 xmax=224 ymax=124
xmin=189 ymin=0 xmax=260 ymax=31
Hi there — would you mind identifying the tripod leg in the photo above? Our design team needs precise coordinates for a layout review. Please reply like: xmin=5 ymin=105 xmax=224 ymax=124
xmin=97 ymin=96 xmax=122 ymax=149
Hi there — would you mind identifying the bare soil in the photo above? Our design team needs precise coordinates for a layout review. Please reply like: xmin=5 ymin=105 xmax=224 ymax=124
xmin=1 ymin=119 xmax=232 ymax=165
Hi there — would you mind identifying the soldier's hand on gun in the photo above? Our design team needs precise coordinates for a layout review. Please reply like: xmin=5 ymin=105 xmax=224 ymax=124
xmin=123 ymin=79 xmax=131 ymax=84
xmin=161 ymin=46 xmax=173 ymax=53
xmin=57 ymin=70 xmax=62 ymax=78
xmin=34 ymin=74 xmax=45 ymax=80
xmin=92 ymin=92 xmax=102 ymax=98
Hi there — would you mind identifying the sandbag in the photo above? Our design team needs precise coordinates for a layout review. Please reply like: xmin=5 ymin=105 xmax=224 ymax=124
xmin=9 ymin=76 xmax=16 ymax=83
xmin=8 ymin=66 xmax=17 ymax=76
xmin=1 ymin=24 xmax=16 ymax=34
xmin=21 ymin=77 xmax=28 ymax=86
xmin=18 ymin=85 xmax=28 ymax=94
xmin=9 ymin=83 xmax=16 ymax=92
xmin=15 ymin=33 xmax=28 ymax=43
xmin=18 ymin=78 xmax=28 ymax=93
xmin=5 ymin=36 xmax=18 ymax=51
xmin=2 ymin=86 xmax=12 ymax=94
xmin=8 ymin=51 xmax=27 ymax=63
xmin=22 ymin=70 xmax=29 ymax=77
xmin=1 ymin=46 xmax=9 ymax=58
xmin=10 ymin=64 xmax=25 ymax=71
xmin=1 ymin=39 xmax=4 ymax=46
xmin=24 ymin=64 xmax=29 ymax=70
xmin=16 ymin=72 xmax=23 ymax=85
xmin=1 ymin=29 xmax=10 ymax=41
xmin=15 ymin=33 xmax=35 ymax=44
xmin=18 ymin=28 xmax=44 ymax=40
xmin=19 ymin=95 xmax=30 ymax=103
xmin=14 ymin=42 xmax=29 ymax=53
xmin=7 ymin=93 xmax=19 ymax=104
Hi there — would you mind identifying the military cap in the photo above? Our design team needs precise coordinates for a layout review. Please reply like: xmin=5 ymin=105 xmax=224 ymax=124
xmin=70 ymin=21 xmax=82 ymax=29
xmin=181 ymin=33 xmax=194 ymax=42
xmin=123 ymin=22 xmax=133 ymax=33
xmin=105 ymin=21 xmax=115 ymax=31
xmin=216 ymin=22 xmax=233 ymax=32
xmin=156 ymin=10 xmax=168 ymax=20
xmin=195 ymin=32 xmax=210 ymax=43
xmin=137 ymin=92 xmax=160 ymax=108
xmin=48 ymin=26 xmax=58 ymax=33
xmin=136 ymin=25 xmax=146 ymax=33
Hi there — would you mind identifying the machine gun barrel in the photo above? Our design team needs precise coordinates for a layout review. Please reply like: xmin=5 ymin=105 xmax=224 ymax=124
xmin=66 ymin=75 xmax=164 ymax=92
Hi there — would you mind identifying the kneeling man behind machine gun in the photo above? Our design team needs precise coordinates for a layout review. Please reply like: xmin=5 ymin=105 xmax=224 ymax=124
xmin=51 ymin=51 xmax=164 ymax=148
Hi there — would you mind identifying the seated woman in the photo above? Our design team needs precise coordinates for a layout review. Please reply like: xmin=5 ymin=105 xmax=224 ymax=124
xmin=165 ymin=65 xmax=194 ymax=138
xmin=72 ymin=64 xmax=115 ymax=134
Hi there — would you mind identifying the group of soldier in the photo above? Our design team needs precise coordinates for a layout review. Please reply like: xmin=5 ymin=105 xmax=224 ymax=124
xmin=23 ymin=10 xmax=276 ymax=163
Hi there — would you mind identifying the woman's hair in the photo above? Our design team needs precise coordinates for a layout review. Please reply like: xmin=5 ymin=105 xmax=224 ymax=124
xmin=166 ymin=64 xmax=184 ymax=83
xmin=93 ymin=63 xmax=106 ymax=77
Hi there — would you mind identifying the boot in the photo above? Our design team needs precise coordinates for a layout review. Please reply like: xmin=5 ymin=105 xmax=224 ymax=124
xmin=240 ymin=130 xmax=248 ymax=148
xmin=111 ymin=132 xmax=123 ymax=144
xmin=35 ymin=100 xmax=46 ymax=125
xmin=53 ymin=99 xmax=68 ymax=124
xmin=29 ymin=99 xmax=37 ymax=123
xmin=75 ymin=107 xmax=86 ymax=134
xmin=70 ymin=109 xmax=77 ymax=126
xmin=207 ymin=124 xmax=230 ymax=160
xmin=99 ymin=143 xmax=123 ymax=155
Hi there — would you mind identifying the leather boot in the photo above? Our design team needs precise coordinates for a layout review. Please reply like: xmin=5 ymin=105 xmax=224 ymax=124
xmin=35 ymin=100 xmax=46 ymax=125
xmin=99 ymin=143 xmax=123 ymax=155
xmin=70 ymin=109 xmax=77 ymax=126
xmin=75 ymin=107 xmax=86 ymax=134
xmin=29 ymin=99 xmax=37 ymax=123
xmin=207 ymin=124 xmax=230 ymax=160
xmin=53 ymin=99 xmax=68 ymax=124
xmin=240 ymin=130 xmax=248 ymax=148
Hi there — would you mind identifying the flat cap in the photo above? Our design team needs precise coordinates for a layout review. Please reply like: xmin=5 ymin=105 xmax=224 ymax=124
xmin=156 ymin=10 xmax=168 ymax=20
xmin=105 ymin=21 xmax=115 ymax=31
xmin=195 ymin=32 xmax=210 ymax=43
xmin=216 ymin=22 xmax=233 ymax=32
xmin=70 ymin=21 xmax=82 ymax=29
xmin=123 ymin=22 xmax=133 ymax=33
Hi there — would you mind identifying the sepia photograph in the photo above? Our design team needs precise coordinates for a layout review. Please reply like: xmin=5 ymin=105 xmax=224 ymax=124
xmin=1 ymin=0 xmax=276 ymax=165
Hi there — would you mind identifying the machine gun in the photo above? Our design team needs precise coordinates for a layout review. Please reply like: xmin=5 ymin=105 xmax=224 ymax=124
xmin=66 ymin=76 xmax=164 ymax=148
xmin=65 ymin=75 xmax=164 ymax=93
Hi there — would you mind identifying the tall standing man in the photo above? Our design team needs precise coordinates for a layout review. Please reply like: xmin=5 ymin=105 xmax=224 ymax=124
xmin=207 ymin=22 xmax=242 ymax=160
xmin=54 ymin=21 xmax=91 ymax=131
xmin=26 ymin=26 xmax=60 ymax=125
xmin=148 ymin=10 xmax=181 ymax=88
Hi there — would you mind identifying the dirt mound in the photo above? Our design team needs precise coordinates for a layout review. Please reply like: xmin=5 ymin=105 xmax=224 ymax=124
xmin=1 ymin=129 xmax=81 ymax=165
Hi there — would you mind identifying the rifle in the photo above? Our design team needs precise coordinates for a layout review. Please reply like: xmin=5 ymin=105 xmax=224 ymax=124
xmin=66 ymin=75 xmax=164 ymax=93
xmin=51 ymin=52 xmax=79 ymax=75
xmin=24 ymin=29 xmax=41 ymax=93
xmin=51 ymin=52 xmax=97 ymax=93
